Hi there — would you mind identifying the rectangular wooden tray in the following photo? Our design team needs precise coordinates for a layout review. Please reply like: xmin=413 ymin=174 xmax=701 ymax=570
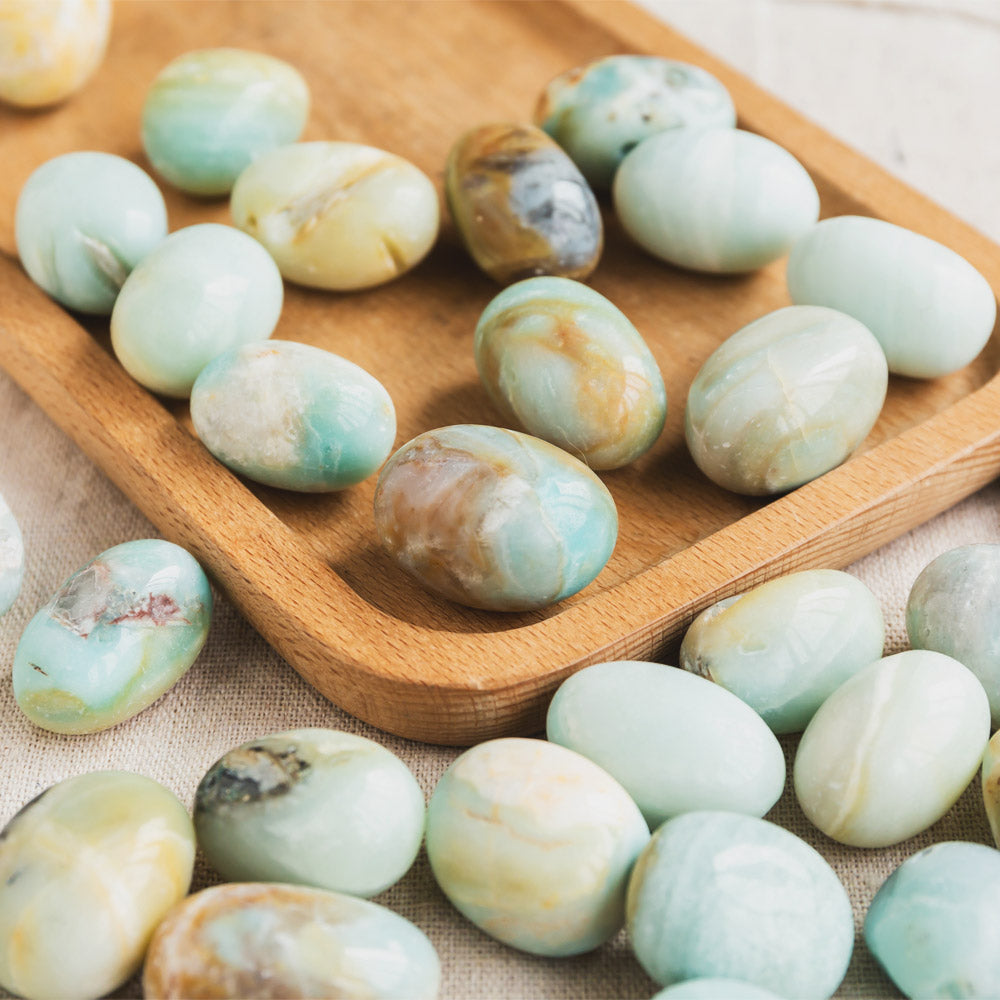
xmin=2 ymin=0 xmax=999 ymax=745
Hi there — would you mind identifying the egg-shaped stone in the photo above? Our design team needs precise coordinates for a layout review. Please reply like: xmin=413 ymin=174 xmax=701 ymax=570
xmin=231 ymin=141 xmax=439 ymax=291
xmin=0 ymin=770 xmax=195 ymax=1000
xmin=110 ymin=223 xmax=283 ymax=397
xmin=190 ymin=340 xmax=396 ymax=492
xmin=194 ymin=729 xmax=425 ymax=898
xmin=685 ymin=305 xmax=888 ymax=495
xmin=613 ymin=127 xmax=819 ymax=273
xmin=680 ymin=569 xmax=885 ymax=733
xmin=546 ymin=661 xmax=784 ymax=829
xmin=626 ymin=811 xmax=853 ymax=998
xmin=787 ymin=215 xmax=997 ymax=378
xmin=142 ymin=48 xmax=310 ymax=196
xmin=651 ymin=979 xmax=784 ymax=1000
xmin=426 ymin=737 xmax=649 ymax=957
xmin=13 ymin=538 xmax=212 ymax=734
xmin=0 ymin=492 xmax=24 ymax=616
xmin=474 ymin=276 xmax=666 ymax=469
xmin=445 ymin=122 xmax=602 ymax=284
xmin=142 ymin=882 xmax=440 ymax=1000
xmin=373 ymin=424 xmax=617 ymax=611
xmin=865 ymin=841 xmax=1000 ymax=999
xmin=15 ymin=151 xmax=168 ymax=314
xmin=793 ymin=649 xmax=990 ymax=847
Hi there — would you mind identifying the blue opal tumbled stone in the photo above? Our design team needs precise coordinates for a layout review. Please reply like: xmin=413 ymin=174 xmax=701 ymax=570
xmin=651 ymin=980 xmax=783 ymax=1000
xmin=0 ymin=492 xmax=24 ymax=616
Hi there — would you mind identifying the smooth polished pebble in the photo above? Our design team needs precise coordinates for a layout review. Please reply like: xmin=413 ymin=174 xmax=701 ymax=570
xmin=142 ymin=882 xmax=441 ymax=1000
xmin=373 ymin=424 xmax=618 ymax=611
xmin=626 ymin=811 xmax=853 ymax=998
xmin=13 ymin=538 xmax=212 ymax=734
xmin=0 ymin=771 xmax=195 ymax=1000
xmin=613 ymin=127 xmax=819 ymax=273
xmin=194 ymin=728 xmax=425 ymax=898
xmin=787 ymin=215 xmax=997 ymax=377
xmin=680 ymin=569 xmax=885 ymax=733
xmin=231 ymin=140 xmax=439 ymax=290
xmin=534 ymin=54 xmax=736 ymax=190
xmin=651 ymin=979 xmax=784 ymax=1000
xmin=142 ymin=48 xmax=309 ymax=196
xmin=685 ymin=305 xmax=888 ymax=495
xmin=793 ymin=649 xmax=990 ymax=847
xmin=865 ymin=841 xmax=1000 ymax=999
xmin=191 ymin=340 xmax=396 ymax=491
xmin=111 ymin=223 xmax=283 ymax=397
xmin=474 ymin=276 xmax=666 ymax=469
xmin=981 ymin=730 xmax=1000 ymax=848
xmin=425 ymin=737 xmax=649 ymax=956
xmin=0 ymin=492 xmax=24 ymax=616
xmin=445 ymin=122 xmax=603 ymax=284
xmin=15 ymin=151 xmax=168 ymax=314
xmin=546 ymin=661 xmax=785 ymax=829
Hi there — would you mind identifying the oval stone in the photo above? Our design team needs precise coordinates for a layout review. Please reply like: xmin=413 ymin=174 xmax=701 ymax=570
xmin=0 ymin=771 xmax=195 ymax=1000
xmin=793 ymin=649 xmax=990 ymax=847
xmin=194 ymin=729 xmax=425 ymax=898
xmin=373 ymin=424 xmax=618 ymax=611
xmin=190 ymin=340 xmax=396 ymax=491
xmin=680 ymin=569 xmax=885 ymax=733
xmin=445 ymin=122 xmax=602 ymax=284
xmin=546 ymin=661 xmax=785 ymax=829
xmin=787 ymin=215 xmax=997 ymax=377
xmin=685 ymin=305 xmax=888 ymax=495
xmin=982 ymin=731 xmax=1000 ymax=849
xmin=652 ymin=980 xmax=783 ymax=1000
xmin=0 ymin=492 xmax=24 ymax=616
xmin=425 ymin=737 xmax=649 ymax=957
xmin=13 ymin=538 xmax=213 ymax=734
xmin=143 ymin=882 xmax=441 ymax=1000
xmin=474 ymin=276 xmax=666 ymax=469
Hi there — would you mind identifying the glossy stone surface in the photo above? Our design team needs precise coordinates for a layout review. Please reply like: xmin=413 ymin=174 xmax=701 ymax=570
xmin=445 ymin=122 xmax=602 ymax=284
xmin=13 ymin=538 xmax=212 ymax=734
xmin=535 ymin=55 xmax=736 ymax=190
xmin=474 ymin=276 xmax=666 ymax=469
xmin=685 ymin=305 xmax=888 ymax=495
xmin=426 ymin=737 xmax=649 ymax=956
xmin=652 ymin=980 xmax=783 ymax=1000
xmin=793 ymin=649 xmax=989 ymax=847
xmin=680 ymin=569 xmax=885 ymax=733
xmin=15 ymin=151 xmax=168 ymax=314
xmin=982 ymin=731 xmax=1000 ymax=848
xmin=191 ymin=340 xmax=396 ymax=492
xmin=231 ymin=141 xmax=439 ymax=290
xmin=195 ymin=728 xmax=425 ymax=898
xmin=111 ymin=223 xmax=283 ymax=397
xmin=787 ymin=215 xmax=997 ymax=377
xmin=142 ymin=48 xmax=309 ymax=196
xmin=865 ymin=841 xmax=1000 ymax=999
xmin=373 ymin=424 xmax=618 ymax=611
xmin=546 ymin=661 xmax=784 ymax=829
xmin=627 ymin=811 xmax=853 ymax=998
xmin=0 ymin=770 xmax=195 ymax=1000
xmin=0 ymin=492 xmax=24 ymax=616
xmin=143 ymin=882 xmax=441 ymax=1000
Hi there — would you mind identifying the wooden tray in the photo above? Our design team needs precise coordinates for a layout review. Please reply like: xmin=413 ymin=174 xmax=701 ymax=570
xmin=1 ymin=0 xmax=999 ymax=745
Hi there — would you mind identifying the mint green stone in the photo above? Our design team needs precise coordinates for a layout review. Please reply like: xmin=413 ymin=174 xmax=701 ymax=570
xmin=652 ymin=980 xmax=783 ymax=1000
xmin=0 ymin=492 xmax=24 ymax=616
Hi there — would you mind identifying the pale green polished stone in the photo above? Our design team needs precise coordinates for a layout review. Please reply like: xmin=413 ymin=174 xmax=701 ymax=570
xmin=685 ymin=305 xmax=887 ymax=495
xmin=15 ymin=151 xmax=167 ymax=314
xmin=787 ymin=215 xmax=997 ymax=378
xmin=652 ymin=979 xmax=783 ymax=1000
xmin=0 ymin=492 xmax=24 ymax=616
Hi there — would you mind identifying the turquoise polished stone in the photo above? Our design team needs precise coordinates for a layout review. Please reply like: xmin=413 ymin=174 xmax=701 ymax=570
xmin=191 ymin=340 xmax=396 ymax=492
xmin=373 ymin=424 xmax=618 ymax=611
xmin=194 ymin=729 xmax=425 ymax=898
xmin=613 ymin=128 xmax=819 ymax=273
xmin=110 ymin=223 xmax=283 ymax=397
xmin=474 ymin=276 xmax=666 ymax=469
xmin=0 ymin=492 xmax=24 ymax=616
xmin=12 ymin=538 xmax=213 ymax=734
xmin=626 ymin=811 xmax=853 ymax=998
xmin=15 ymin=151 xmax=167 ymax=314
xmin=865 ymin=841 xmax=1000 ymax=999
xmin=535 ymin=54 xmax=736 ymax=190
xmin=142 ymin=48 xmax=309 ymax=196
xmin=787 ymin=215 xmax=997 ymax=377
xmin=546 ymin=661 xmax=785 ymax=829
xmin=680 ymin=569 xmax=885 ymax=733
xmin=685 ymin=305 xmax=887 ymax=495
xmin=426 ymin=737 xmax=649 ymax=957
xmin=652 ymin=980 xmax=783 ymax=1000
